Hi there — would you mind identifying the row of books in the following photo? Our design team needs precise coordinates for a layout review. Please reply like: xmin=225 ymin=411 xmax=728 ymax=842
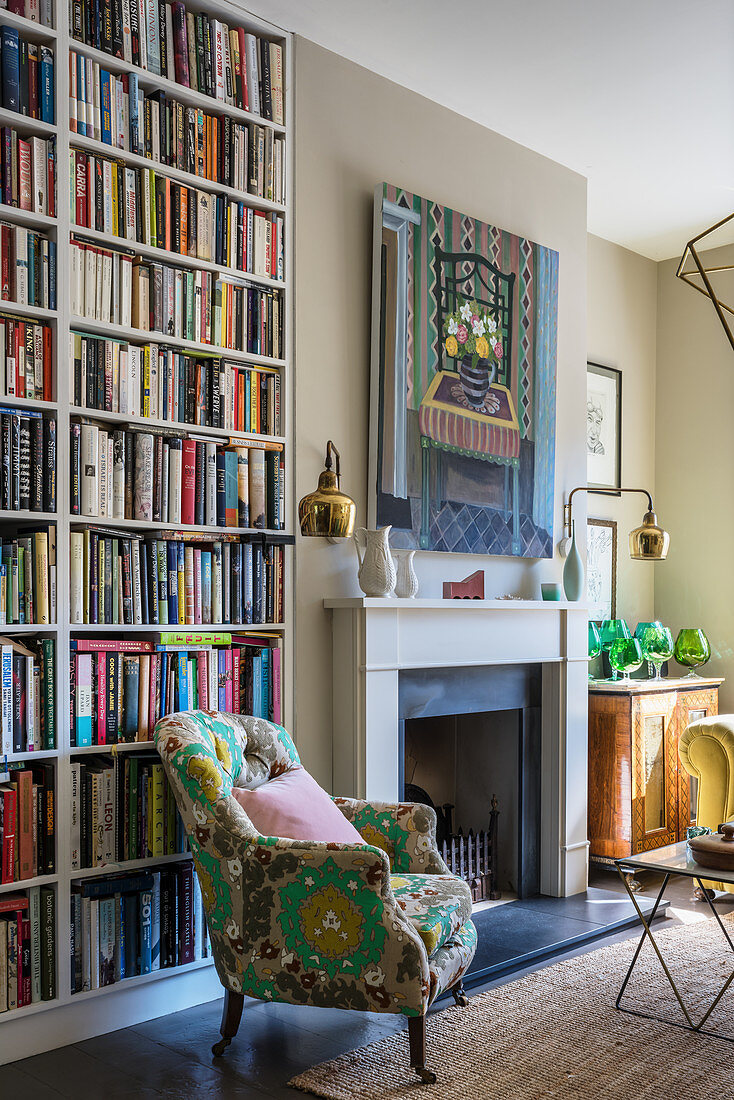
xmin=0 ymin=529 xmax=56 ymax=626
xmin=0 ymin=887 xmax=55 ymax=1011
xmin=0 ymin=760 xmax=54 ymax=882
xmin=1 ymin=129 xmax=56 ymax=216
xmin=1 ymin=0 xmax=55 ymax=28
xmin=71 ymin=423 xmax=285 ymax=529
xmin=71 ymin=148 xmax=284 ymax=280
xmin=69 ymin=55 xmax=285 ymax=202
xmin=0 ymin=26 xmax=54 ymax=123
xmin=0 ymin=315 xmax=53 ymax=400
xmin=71 ymin=752 xmax=185 ymax=869
xmin=0 ymin=637 xmax=55 ymax=749
xmin=70 ymin=864 xmax=209 ymax=994
xmin=69 ymin=0 xmax=283 ymax=123
xmin=71 ymin=333 xmax=281 ymax=436
xmin=70 ymin=531 xmax=285 ymax=625
xmin=0 ymin=411 xmax=56 ymax=511
xmin=70 ymin=634 xmax=281 ymax=745
xmin=70 ymin=236 xmax=283 ymax=359
xmin=0 ymin=222 xmax=57 ymax=308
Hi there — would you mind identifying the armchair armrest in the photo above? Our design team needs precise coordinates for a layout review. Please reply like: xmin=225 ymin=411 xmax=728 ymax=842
xmin=333 ymin=797 xmax=449 ymax=875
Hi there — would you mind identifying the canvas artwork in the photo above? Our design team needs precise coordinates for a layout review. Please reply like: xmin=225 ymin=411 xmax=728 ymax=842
xmin=587 ymin=518 xmax=617 ymax=621
xmin=370 ymin=183 xmax=559 ymax=557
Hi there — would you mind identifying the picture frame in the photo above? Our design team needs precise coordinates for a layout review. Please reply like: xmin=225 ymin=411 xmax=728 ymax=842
xmin=587 ymin=362 xmax=621 ymax=492
xmin=587 ymin=518 xmax=617 ymax=621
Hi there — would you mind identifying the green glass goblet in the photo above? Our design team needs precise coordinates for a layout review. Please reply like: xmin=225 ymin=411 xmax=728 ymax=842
xmin=634 ymin=620 xmax=662 ymax=678
xmin=588 ymin=621 xmax=602 ymax=681
xmin=674 ymin=629 xmax=711 ymax=678
xmin=637 ymin=623 xmax=674 ymax=680
xmin=609 ymin=637 xmax=644 ymax=685
xmin=599 ymin=619 xmax=631 ymax=680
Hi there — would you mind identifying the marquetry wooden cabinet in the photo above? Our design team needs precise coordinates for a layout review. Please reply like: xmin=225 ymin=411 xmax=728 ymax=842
xmin=588 ymin=678 xmax=723 ymax=862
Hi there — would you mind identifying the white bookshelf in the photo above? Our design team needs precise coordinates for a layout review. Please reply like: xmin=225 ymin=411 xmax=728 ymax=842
xmin=0 ymin=0 xmax=294 ymax=1063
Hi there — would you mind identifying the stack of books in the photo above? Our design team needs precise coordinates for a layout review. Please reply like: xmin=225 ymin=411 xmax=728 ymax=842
xmin=0 ymin=636 xmax=55 ymax=750
xmin=0 ymin=26 xmax=54 ymax=124
xmin=71 ymin=332 xmax=281 ymax=434
xmin=0 ymin=130 xmax=56 ymax=216
xmin=0 ymin=316 xmax=54 ymax=400
xmin=70 ymin=423 xmax=284 ymax=530
xmin=70 ymin=531 xmax=284 ymax=625
xmin=69 ymin=236 xmax=283 ymax=356
xmin=2 ymin=0 xmax=54 ymax=26
xmin=70 ymin=751 xmax=186 ymax=869
xmin=71 ymin=148 xmax=284 ymax=280
xmin=0 ymin=528 xmax=56 ymax=622
xmin=69 ymin=56 xmax=285 ymax=202
xmin=0 ymin=887 xmax=55 ymax=1012
xmin=69 ymin=1 xmax=283 ymax=123
xmin=0 ymin=409 xmax=56 ymax=511
xmin=0 ymin=760 xmax=55 ymax=882
xmin=70 ymin=633 xmax=281 ymax=746
xmin=70 ymin=864 xmax=209 ymax=994
xmin=0 ymin=222 xmax=57 ymax=308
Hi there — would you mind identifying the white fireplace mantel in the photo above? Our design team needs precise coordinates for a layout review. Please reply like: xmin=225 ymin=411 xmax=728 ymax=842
xmin=325 ymin=597 xmax=590 ymax=898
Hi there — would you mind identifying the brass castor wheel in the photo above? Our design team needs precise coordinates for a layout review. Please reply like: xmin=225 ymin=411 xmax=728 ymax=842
xmin=212 ymin=1037 xmax=231 ymax=1057
xmin=451 ymin=982 xmax=469 ymax=1007
xmin=415 ymin=1067 xmax=437 ymax=1085
xmin=693 ymin=885 xmax=717 ymax=903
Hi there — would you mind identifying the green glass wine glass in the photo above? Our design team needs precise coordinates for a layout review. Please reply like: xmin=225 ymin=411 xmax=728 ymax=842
xmin=588 ymin=621 xmax=602 ymax=681
xmin=599 ymin=619 xmax=631 ymax=680
xmin=609 ymin=637 xmax=644 ymax=685
xmin=674 ymin=629 xmax=711 ymax=678
xmin=636 ymin=623 xmax=674 ymax=680
xmin=634 ymin=621 xmax=662 ymax=678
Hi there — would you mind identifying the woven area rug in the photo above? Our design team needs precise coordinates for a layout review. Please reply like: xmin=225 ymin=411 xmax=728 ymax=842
xmin=290 ymin=913 xmax=734 ymax=1099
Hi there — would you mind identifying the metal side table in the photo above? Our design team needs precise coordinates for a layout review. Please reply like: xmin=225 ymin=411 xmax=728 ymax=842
xmin=616 ymin=842 xmax=734 ymax=1039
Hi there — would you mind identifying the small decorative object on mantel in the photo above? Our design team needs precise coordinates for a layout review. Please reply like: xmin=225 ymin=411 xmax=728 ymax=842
xmin=353 ymin=526 xmax=396 ymax=597
xmin=393 ymin=549 xmax=419 ymax=599
xmin=443 ymin=571 xmax=484 ymax=600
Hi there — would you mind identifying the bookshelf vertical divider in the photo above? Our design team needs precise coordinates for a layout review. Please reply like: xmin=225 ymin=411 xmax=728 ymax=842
xmin=0 ymin=0 xmax=294 ymax=1063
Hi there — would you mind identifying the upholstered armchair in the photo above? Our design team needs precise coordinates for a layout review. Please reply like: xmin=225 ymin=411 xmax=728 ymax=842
xmin=154 ymin=710 xmax=477 ymax=1084
xmin=679 ymin=715 xmax=734 ymax=895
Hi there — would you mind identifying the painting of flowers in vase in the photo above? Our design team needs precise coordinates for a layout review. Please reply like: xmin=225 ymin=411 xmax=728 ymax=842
xmin=369 ymin=182 xmax=558 ymax=557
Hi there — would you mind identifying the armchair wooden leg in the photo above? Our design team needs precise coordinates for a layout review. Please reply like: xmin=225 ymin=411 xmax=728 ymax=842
xmin=212 ymin=990 xmax=244 ymax=1057
xmin=451 ymin=979 xmax=469 ymax=1007
xmin=408 ymin=1015 xmax=437 ymax=1085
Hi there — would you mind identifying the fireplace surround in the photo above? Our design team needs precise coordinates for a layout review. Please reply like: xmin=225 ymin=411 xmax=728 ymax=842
xmin=326 ymin=597 xmax=590 ymax=897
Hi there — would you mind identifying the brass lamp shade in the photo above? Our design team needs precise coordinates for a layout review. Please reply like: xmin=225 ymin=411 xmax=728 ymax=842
xmin=629 ymin=510 xmax=670 ymax=561
xmin=298 ymin=441 xmax=356 ymax=538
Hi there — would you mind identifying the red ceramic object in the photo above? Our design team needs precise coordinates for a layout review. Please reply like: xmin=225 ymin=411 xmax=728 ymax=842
xmin=443 ymin=570 xmax=485 ymax=600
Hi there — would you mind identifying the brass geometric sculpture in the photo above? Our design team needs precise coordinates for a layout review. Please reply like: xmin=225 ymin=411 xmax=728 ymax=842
xmin=676 ymin=211 xmax=734 ymax=353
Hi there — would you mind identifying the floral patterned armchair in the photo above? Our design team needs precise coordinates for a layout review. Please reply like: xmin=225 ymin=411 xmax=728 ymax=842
xmin=154 ymin=711 xmax=477 ymax=1084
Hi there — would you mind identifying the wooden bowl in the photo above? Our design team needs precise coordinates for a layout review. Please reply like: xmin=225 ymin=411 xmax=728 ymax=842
xmin=688 ymin=823 xmax=734 ymax=870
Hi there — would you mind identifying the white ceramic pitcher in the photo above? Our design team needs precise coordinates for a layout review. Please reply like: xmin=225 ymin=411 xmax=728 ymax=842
xmin=353 ymin=526 xmax=396 ymax=597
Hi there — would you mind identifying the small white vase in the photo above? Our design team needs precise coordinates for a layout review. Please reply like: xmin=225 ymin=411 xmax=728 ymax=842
xmin=353 ymin=526 xmax=396 ymax=597
xmin=394 ymin=549 xmax=419 ymax=599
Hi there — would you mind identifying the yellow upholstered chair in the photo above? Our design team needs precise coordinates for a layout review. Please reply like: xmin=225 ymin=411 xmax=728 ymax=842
xmin=678 ymin=716 xmax=734 ymax=894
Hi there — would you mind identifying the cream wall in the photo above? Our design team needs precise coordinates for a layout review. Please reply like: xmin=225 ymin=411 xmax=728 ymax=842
xmin=586 ymin=234 xmax=658 ymax=626
xmin=655 ymin=246 xmax=734 ymax=708
xmin=293 ymin=39 xmax=588 ymax=784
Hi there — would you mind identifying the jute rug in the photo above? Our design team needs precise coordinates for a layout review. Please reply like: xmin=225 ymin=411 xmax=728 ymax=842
xmin=290 ymin=912 xmax=734 ymax=1099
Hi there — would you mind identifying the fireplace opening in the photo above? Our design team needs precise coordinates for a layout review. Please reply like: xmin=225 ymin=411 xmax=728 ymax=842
xmin=399 ymin=665 xmax=542 ymax=901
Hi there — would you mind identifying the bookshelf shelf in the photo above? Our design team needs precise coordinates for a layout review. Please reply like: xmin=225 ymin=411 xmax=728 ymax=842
xmin=69 ymin=314 xmax=286 ymax=367
xmin=0 ymin=0 xmax=292 ymax=1061
xmin=0 ymin=873 xmax=57 ymax=895
xmin=71 ymin=133 xmax=287 ymax=214
xmin=71 ymin=39 xmax=286 ymax=136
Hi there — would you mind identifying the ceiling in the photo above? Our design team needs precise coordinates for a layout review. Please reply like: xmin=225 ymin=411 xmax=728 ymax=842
xmin=248 ymin=0 xmax=734 ymax=261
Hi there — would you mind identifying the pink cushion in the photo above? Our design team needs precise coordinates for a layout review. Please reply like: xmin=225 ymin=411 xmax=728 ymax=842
xmin=232 ymin=766 xmax=365 ymax=845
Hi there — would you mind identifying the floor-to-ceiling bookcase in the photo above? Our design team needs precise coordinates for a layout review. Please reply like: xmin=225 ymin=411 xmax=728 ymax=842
xmin=0 ymin=0 xmax=293 ymax=1062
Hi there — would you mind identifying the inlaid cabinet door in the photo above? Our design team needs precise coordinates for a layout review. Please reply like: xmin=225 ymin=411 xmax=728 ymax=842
xmin=632 ymin=692 xmax=678 ymax=852
xmin=675 ymin=687 xmax=720 ymax=837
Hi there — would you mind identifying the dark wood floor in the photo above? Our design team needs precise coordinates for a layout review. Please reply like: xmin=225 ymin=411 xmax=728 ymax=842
xmin=6 ymin=868 xmax=733 ymax=1098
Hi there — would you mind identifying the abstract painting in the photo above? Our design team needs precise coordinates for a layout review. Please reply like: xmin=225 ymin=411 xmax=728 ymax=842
xmin=369 ymin=183 xmax=559 ymax=557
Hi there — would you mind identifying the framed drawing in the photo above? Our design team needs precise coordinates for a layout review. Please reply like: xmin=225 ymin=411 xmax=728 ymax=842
xmin=369 ymin=183 xmax=559 ymax=558
xmin=587 ymin=362 xmax=621 ymax=491
xmin=587 ymin=518 xmax=617 ymax=620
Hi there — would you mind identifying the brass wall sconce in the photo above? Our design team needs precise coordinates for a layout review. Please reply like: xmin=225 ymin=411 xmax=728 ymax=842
xmin=676 ymin=211 xmax=734 ymax=354
xmin=564 ymin=486 xmax=670 ymax=560
xmin=298 ymin=441 xmax=356 ymax=539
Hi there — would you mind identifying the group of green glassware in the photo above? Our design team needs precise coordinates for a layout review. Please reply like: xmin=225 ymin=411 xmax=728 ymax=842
xmin=588 ymin=620 xmax=711 ymax=683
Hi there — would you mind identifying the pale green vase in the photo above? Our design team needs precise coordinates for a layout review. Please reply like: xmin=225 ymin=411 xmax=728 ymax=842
xmin=563 ymin=520 xmax=584 ymax=602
